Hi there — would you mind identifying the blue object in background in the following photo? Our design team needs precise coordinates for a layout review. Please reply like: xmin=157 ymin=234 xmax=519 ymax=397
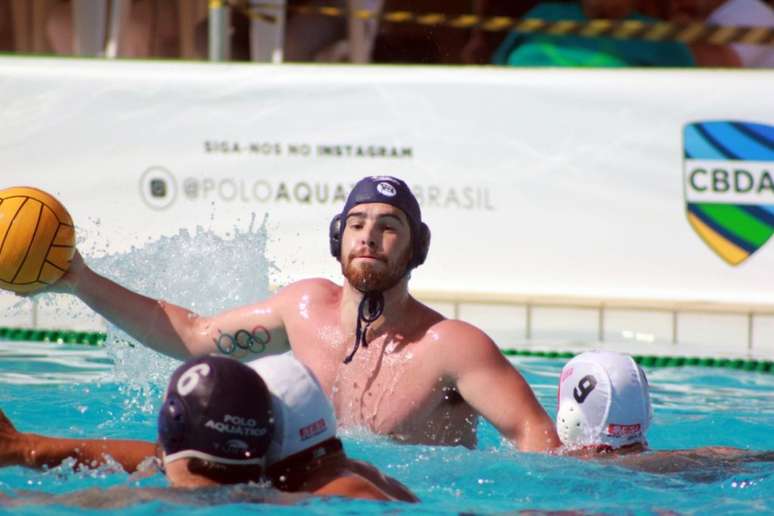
xmin=493 ymin=3 xmax=696 ymax=67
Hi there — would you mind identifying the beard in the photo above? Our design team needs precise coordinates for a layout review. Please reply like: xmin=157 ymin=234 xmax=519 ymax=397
xmin=342 ymin=248 xmax=411 ymax=293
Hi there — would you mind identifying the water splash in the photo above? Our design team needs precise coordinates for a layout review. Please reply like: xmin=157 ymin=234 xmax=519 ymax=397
xmin=84 ymin=215 xmax=273 ymax=417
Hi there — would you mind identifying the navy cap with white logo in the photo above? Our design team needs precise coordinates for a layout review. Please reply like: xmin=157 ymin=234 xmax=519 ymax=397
xmin=329 ymin=176 xmax=430 ymax=269
xmin=158 ymin=355 xmax=273 ymax=467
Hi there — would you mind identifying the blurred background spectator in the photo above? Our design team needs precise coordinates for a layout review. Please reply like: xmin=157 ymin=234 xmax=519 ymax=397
xmin=491 ymin=0 xmax=696 ymax=67
xmin=193 ymin=0 xmax=349 ymax=62
xmin=372 ymin=0 xmax=488 ymax=63
xmin=0 ymin=0 xmax=770 ymax=66
xmin=666 ymin=0 xmax=774 ymax=67
xmin=461 ymin=1 xmax=539 ymax=64
xmin=46 ymin=0 xmax=180 ymax=57
xmin=0 ymin=0 xmax=12 ymax=51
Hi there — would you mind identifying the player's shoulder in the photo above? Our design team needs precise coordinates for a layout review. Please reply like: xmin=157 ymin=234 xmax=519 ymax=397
xmin=430 ymin=318 xmax=496 ymax=345
xmin=423 ymin=318 xmax=503 ymax=362
xmin=410 ymin=300 xmax=488 ymax=339
xmin=275 ymin=278 xmax=341 ymax=302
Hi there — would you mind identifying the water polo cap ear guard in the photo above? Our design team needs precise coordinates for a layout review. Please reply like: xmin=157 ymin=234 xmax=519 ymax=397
xmin=328 ymin=214 xmax=343 ymax=258
xmin=556 ymin=399 xmax=591 ymax=447
xmin=158 ymin=393 xmax=188 ymax=453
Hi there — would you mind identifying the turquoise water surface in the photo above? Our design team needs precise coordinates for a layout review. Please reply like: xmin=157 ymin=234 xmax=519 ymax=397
xmin=1 ymin=227 xmax=772 ymax=513
xmin=1 ymin=340 xmax=772 ymax=514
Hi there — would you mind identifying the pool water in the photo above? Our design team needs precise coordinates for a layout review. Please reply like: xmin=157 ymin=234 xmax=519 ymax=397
xmin=1 ymin=227 xmax=773 ymax=513
xmin=0 ymin=340 xmax=772 ymax=514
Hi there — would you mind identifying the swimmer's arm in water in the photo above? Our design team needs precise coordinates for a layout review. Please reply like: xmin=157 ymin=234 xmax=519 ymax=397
xmin=49 ymin=250 xmax=291 ymax=360
xmin=441 ymin=320 xmax=561 ymax=453
xmin=0 ymin=409 xmax=156 ymax=472
xmin=612 ymin=446 xmax=774 ymax=473
xmin=313 ymin=474 xmax=394 ymax=501
xmin=6 ymin=486 xmax=299 ymax=509
xmin=345 ymin=459 xmax=418 ymax=502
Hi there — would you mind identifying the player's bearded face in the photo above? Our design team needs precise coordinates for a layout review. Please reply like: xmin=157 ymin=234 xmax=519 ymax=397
xmin=342 ymin=242 xmax=411 ymax=292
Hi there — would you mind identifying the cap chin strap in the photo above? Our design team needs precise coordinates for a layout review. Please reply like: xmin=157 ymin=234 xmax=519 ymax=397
xmin=343 ymin=291 xmax=384 ymax=364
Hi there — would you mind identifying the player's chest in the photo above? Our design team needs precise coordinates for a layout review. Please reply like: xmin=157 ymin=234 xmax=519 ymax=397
xmin=328 ymin=341 xmax=448 ymax=430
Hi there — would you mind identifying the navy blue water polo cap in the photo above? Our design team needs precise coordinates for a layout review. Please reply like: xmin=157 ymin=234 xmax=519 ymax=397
xmin=158 ymin=355 xmax=273 ymax=468
xmin=329 ymin=176 xmax=430 ymax=269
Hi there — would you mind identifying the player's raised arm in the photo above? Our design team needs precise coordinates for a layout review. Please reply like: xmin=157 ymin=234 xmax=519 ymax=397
xmin=51 ymin=250 xmax=290 ymax=360
xmin=442 ymin=321 xmax=561 ymax=453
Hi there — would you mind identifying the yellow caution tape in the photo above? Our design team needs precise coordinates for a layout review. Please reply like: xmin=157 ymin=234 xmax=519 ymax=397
xmin=223 ymin=1 xmax=774 ymax=46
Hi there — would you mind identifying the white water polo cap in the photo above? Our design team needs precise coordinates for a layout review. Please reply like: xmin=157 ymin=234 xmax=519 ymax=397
xmin=247 ymin=353 xmax=337 ymax=465
xmin=556 ymin=350 xmax=652 ymax=450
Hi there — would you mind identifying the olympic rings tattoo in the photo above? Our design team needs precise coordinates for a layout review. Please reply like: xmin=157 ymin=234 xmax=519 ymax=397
xmin=214 ymin=325 xmax=271 ymax=355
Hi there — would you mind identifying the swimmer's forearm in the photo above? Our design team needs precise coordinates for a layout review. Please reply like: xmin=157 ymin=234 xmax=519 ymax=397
xmin=314 ymin=476 xmax=394 ymax=502
xmin=71 ymin=267 xmax=204 ymax=359
xmin=452 ymin=337 xmax=562 ymax=453
xmin=507 ymin=397 xmax=562 ymax=453
xmin=518 ymin=419 xmax=563 ymax=453
xmin=22 ymin=434 xmax=157 ymax=472
xmin=345 ymin=459 xmax=419 ymax=502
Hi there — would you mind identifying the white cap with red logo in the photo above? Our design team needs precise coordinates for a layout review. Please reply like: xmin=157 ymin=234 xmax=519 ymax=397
xmin=247 ymin=353 xmax=337 ymax=464
xmin=556 ymin=350 xmax=652 ymax=450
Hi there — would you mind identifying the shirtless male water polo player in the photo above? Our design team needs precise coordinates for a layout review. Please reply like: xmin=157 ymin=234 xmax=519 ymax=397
xmin=44 ymin=175 xmax=560 ymax=451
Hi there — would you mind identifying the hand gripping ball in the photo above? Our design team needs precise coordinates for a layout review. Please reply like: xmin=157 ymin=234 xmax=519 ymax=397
xmin=0 ymin=187 xmax=75 ymax=294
